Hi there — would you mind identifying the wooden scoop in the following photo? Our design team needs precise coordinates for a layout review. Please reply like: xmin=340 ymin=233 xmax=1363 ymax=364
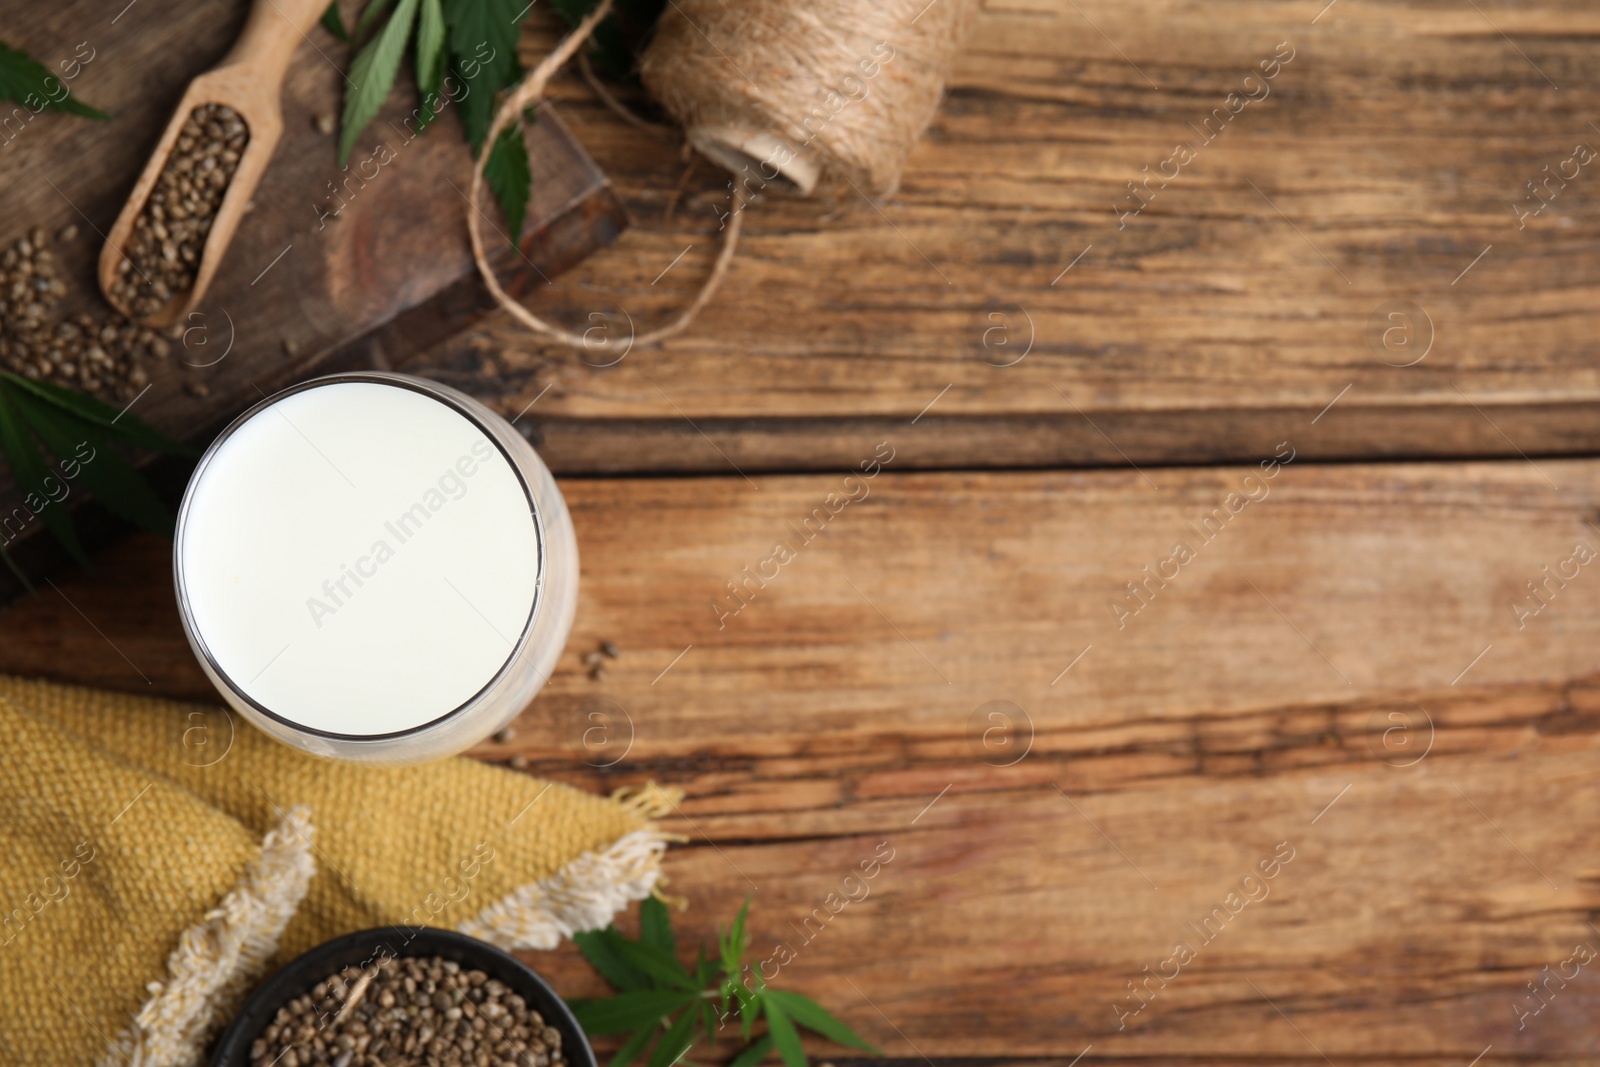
xmin=99 ymin=0 xmax=326 ymax=328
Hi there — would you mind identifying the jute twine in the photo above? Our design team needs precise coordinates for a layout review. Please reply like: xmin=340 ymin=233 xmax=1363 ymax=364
xmin=467 ymin=0 xmax=976 ymax=350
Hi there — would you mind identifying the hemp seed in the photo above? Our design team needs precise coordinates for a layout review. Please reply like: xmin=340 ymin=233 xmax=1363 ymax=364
xmin=0 ymin=228 xmax=168 ymax=400
xmin=108 ymin=103 xmax=249 ymax=319
xmin=248 ymin=954 xmax=566 ymax=1067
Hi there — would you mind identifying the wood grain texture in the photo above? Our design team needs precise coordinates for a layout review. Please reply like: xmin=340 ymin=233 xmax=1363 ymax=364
xmin=6 ymin=1 xmax=1600 ymax=1060
xmin=404 ymin=0 xmax=1600 ymax=471
xmin=5 ymin=459 xmax=1600 ymax=1060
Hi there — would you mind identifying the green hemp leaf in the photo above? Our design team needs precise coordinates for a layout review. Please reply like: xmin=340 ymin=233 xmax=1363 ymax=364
xmin=569 ymin=897 xmax=880 ymax=1067
xmin=332 ymin=0 xmax=660 ymax=245
xmin=0 ymin=372 xmax=196 ymax=592
xmin=0 ymin=41 xmax=107 ymax=120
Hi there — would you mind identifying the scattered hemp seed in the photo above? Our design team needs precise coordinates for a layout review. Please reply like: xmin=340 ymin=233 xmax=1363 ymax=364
xmin=282 ymin=338 xmax=300 ymax=357
xmin=509 ymin=754 xmax=528 ymax=770
xmin=0 ymin=227 xmax=177 ymax=400
xmin=108 ymin=103 xmax=249 ymax=318
xmin=248 ymin=955 xmax=567 ymax=1067
xmin=492 ymin=726 xmax=516 ymax=744
xmin=583 ymin=641 xmax=619 ymax=680
xmin=314 ymin=113 xmax=336 ymax=135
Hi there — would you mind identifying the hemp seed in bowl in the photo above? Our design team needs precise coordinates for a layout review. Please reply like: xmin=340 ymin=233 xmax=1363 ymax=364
xmin=109 ymin=103 xmax=249 ymax=319
xmin=247 ymin=954 xmax=568 ymax=1067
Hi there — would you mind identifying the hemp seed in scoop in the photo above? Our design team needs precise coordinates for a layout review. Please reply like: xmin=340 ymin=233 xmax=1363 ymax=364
xmin=109 ymin=103 xmax=248 ymax=319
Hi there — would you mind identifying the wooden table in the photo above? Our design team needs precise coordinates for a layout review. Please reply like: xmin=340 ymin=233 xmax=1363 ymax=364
xmin=5 ymin=1 xmax=1600 ymax=1064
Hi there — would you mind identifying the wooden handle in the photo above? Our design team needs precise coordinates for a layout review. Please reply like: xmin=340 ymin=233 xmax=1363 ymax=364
xmin=221 ymin=0 xmax=330 ymax=84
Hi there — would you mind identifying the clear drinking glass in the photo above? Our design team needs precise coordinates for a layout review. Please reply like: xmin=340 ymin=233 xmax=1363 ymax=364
xmin=173 ymin=372 xmax=578 ymax=763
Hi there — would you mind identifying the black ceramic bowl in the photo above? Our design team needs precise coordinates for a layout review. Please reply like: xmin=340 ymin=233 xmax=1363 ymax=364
xmin=210 ymin=927 xmax=596 ymax=1067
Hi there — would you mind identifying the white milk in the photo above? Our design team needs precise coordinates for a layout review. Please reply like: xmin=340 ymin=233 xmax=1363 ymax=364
xmin=175 ymin=374 xmax=577 ymax=762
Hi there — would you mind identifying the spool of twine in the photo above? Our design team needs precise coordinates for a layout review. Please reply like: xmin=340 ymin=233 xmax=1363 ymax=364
xmin=641 ymin=0 xmax=977 ymax=198
xmin=467 ymin=0 xmax=976 ymax=350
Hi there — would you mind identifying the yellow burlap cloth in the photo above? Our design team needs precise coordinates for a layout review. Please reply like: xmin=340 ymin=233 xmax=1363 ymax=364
xmin=0 ymin=674 xmax=675 ymax=1067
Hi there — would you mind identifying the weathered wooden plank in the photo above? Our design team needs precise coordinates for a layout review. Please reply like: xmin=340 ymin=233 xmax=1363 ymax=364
xmin=450 ymin=402 xmax=1600 ymax=475
xmin=5 ymin=460 xmax=1600 ymax=1058
xmin=526 ymin=683 xmax=1600 ymax=1059
xmin=415 ymin=0 xmax=1600 ymax=469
